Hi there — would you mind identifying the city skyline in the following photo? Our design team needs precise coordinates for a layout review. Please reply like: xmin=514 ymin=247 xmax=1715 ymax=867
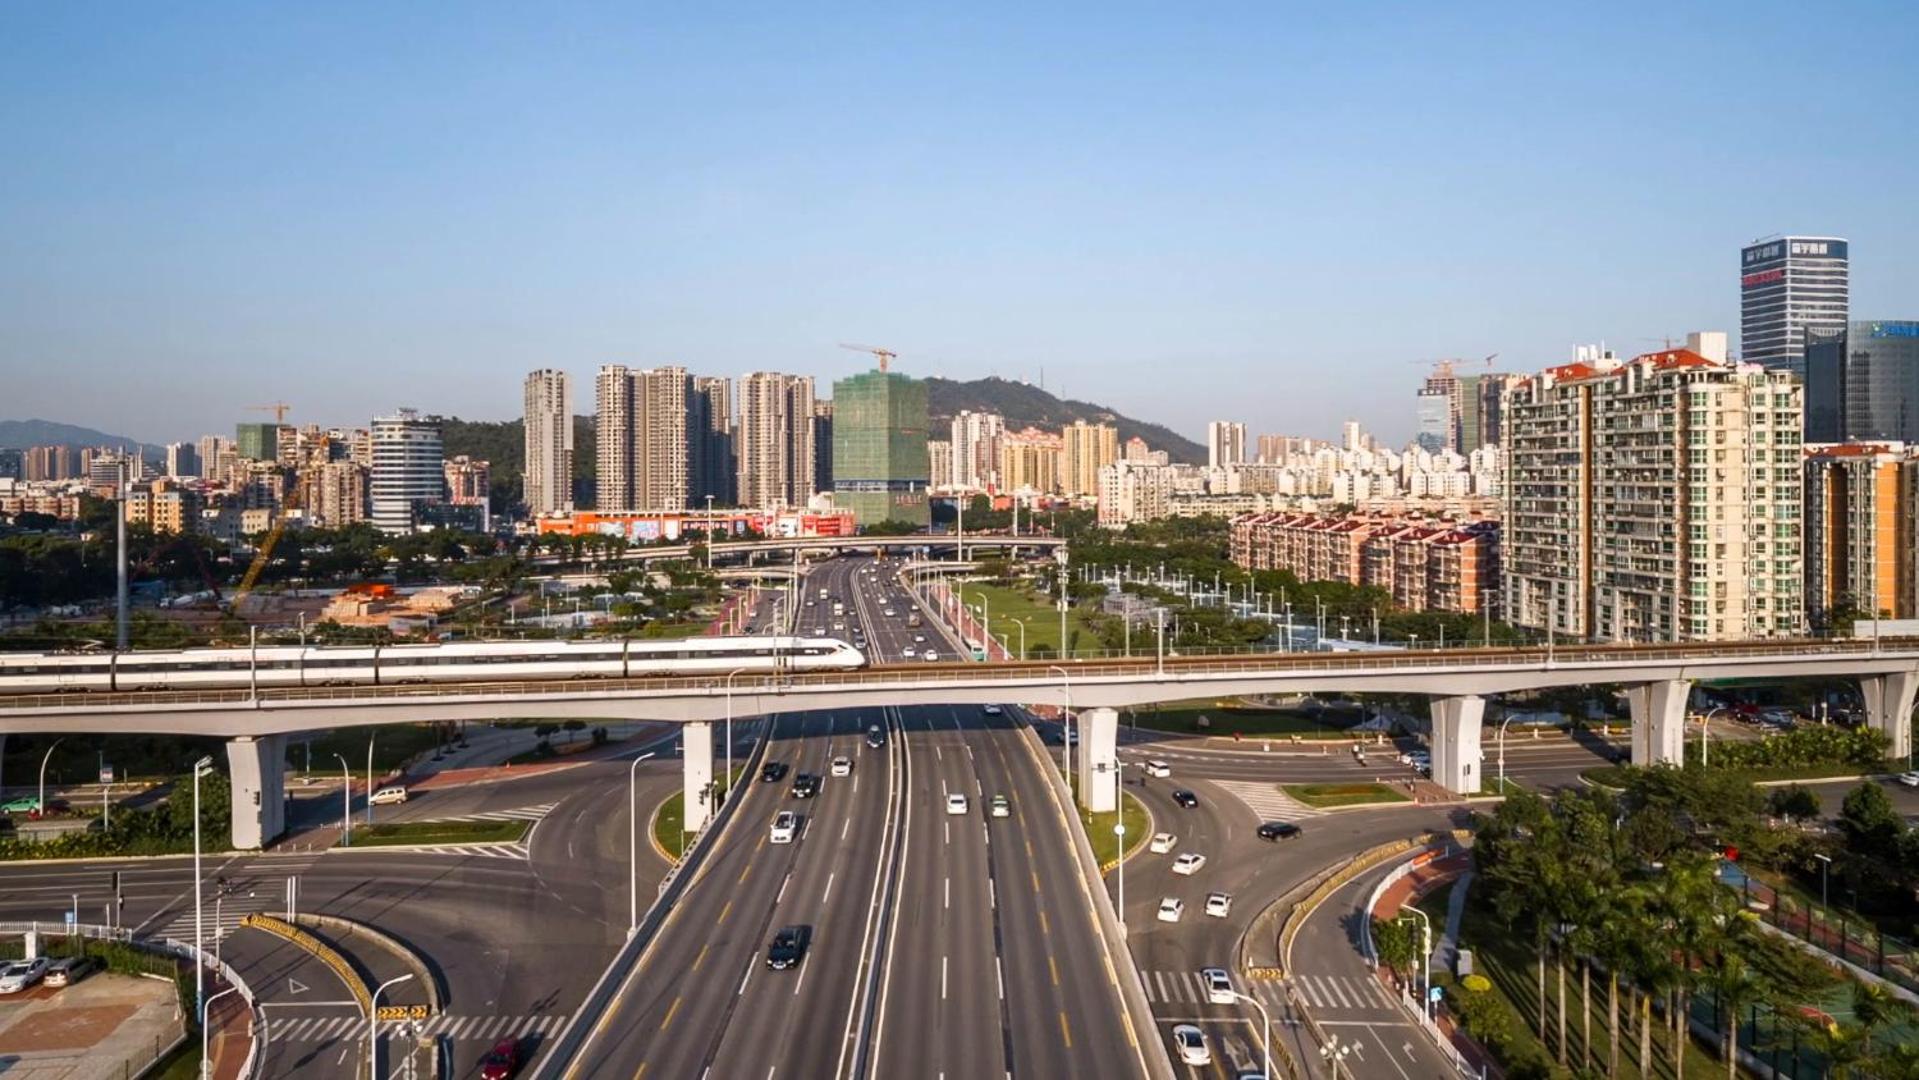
xmin=5 ymin=6 xmax=1917 ymax=444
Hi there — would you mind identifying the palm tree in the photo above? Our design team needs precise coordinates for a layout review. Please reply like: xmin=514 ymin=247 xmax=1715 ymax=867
xmin=1797 ymin=1017 xmax=1870 ymax=1079
xmin=1867 ymin=1043 xmax=1919 ymax=1080
xmin=1850 ymin=981 xmax=1897 ymax=1056
xmin=1707 ymin=951 xmax=1765 ymax=1080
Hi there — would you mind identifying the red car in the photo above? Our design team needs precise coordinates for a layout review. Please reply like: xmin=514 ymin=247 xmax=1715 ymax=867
xmin=480 ymin=1038 xmax=518 ymax=1080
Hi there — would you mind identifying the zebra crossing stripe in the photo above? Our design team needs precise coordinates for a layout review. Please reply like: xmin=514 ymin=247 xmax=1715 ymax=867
xmin=1212 ymin=779 xmax=1328 ymax=821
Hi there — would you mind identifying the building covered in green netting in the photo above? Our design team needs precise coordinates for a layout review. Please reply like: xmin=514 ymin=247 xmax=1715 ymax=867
xmin=830 ymin=369 xmax=930 ymax=529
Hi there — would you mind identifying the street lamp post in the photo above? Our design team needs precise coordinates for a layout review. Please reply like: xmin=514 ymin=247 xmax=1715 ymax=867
xmin=627 ymin=750 xmax=658 ymax=934
xmin=1496 ymin=713 xmax=1521 ymax=792
xmin=1229 ymin=990 xmax=1274 ymax=1080
xmin=724 ymin=668 xmax=749 ymax=804
xmin=36 ymin=737 xmax=66 ymax=816
xmin=333 ymin=754 xmax=351 ymax=846
xmin=201 ymin=983 xmax=239 ymax=1079
xmin=1700 ymin=706 xmax=1728 ymax=766
xmin=1320 ymin=1033 xmax=1352 ymax=1079
xmin=367 ymin=973 xmax=416 ymax=1080
xmin=1048 ymin=664 xmax=1073 ymax=781
xmin=1013 ymin=617 xmax=1027 ymax=661
xmin=1814 ymin=852 xmax=1832 ymax=909
xmin=364 ymin=732 xmax=378 ymax=825
xmin=191 ymin=755 xmax=215 ymax=1023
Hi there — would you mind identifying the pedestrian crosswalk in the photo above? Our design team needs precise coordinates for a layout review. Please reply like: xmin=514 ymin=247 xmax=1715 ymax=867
xmin=391 ymin=842 xmax=530 ymax=860
xmin=268 ymin=1011 xmax=571 ymax=1043
xmin=1212 ymin=779 xmax=1327 ymax=821
xmin=455 ymin=802 xmax=557 ymax=824
xmin=154 ymin=855 xmax=322 ymax=941
xmin=1139 ymin=968 xmax=1398 ymax=1015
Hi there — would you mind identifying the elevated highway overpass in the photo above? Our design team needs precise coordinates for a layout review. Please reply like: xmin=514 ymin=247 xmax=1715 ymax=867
xmin=3 ymin=638 xmax=1915 ymax=848
xmin=532 ymin=532 xmax=1063 ymax=566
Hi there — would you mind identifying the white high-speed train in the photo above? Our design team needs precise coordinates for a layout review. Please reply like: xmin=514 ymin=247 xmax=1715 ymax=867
xmin=0 ymin=636 xmax=867 ymax=694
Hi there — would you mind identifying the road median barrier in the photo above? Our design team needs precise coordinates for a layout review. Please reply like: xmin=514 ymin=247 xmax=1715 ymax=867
xmin=291 ymin=911 xmax=443 ymax=1013
xmin=239 ymin=912 xmax=372 ymax=1016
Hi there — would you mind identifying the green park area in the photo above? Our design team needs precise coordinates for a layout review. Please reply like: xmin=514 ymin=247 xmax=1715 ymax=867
xmin=954 ymin=581 xmax=1104 ymax=659
xmin=653 ymin=765 xmax=747 ymax=860
xmin=1077 ymin=788 xmax=1151 ymax=869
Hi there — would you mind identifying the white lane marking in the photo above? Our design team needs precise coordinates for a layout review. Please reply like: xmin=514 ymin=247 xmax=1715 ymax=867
xmin=794 ymin=959 xmax=810 ymax=996
xmin=996 ymin=956 xmax=1004 ymax=1000
xmin=989 ymin=878 xmax=996 ymax=908
xmin=822 ymin=871 xmax=836 ymax=905
xmin=841 ymin=818 xmax=851 ymax=841
xmin=739 ymin=960 xmax=755 ymax=995
xmin=777 ymin=872 xmax=791 ymax=903
xmin=943 ymin=821 xmax=949 ymax=845
xmin=941 ymin=955 xmax=948 ymax=1000
xmin=943 ymin=877 xmax=949 ymax=909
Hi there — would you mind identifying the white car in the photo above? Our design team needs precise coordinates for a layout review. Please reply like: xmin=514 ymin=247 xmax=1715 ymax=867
xmin=1202 ymin=967 xmax=1235 ymax=1005
xmin=1149 ymin=832 xmax=1177 ymax=854
xmin=913 ymin=634 xmax=927 ymax=643
xmin=0 ymin=958 xmax=49 ymax=994
xmin=883 ymin=609 xmax=896 ymax=617
xmin=990 ymin=794 xmax=1011 ymax=818
xmin=1897 ymin=771 xmax=1919 ymax=789
xmin=770 ymin=810 xmax=798 ymax=844
xmin=1144 ymin=760 xmax=1172 ymax=779
xmin=983 ymin=704 xmax=1003 ymax=716
xmin=946 ymin=793 xmax=969 ymax=815
xmin=1173 ymin=853 xmax=1207 ymax=876
xmin=830 ymin=756 xmax=852 ymax=777
xmin=1156 ymin=897 xmax=1184 ymax=923
xmin=922 ymin=650 xmax=938 ymax=662
xmin=902 ymin=648 xmax=918 ymax=659
xmin=368 ymin=785 xmax=409 ymax=806
xmin=1204 ymin=892 xmax=1233 ymax=918
xmin=1172 ymin=1024 xmax=1211 ymax=1066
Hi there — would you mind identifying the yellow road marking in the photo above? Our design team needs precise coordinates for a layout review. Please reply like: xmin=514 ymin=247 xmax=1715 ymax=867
xmin=1039 ymin=910 xmax=1050 ymax=935
xmin=1103 ymin=953 xmax=1118 ymax=986
xmin=1059 ymin=1010 xmax=1073 ymax=1048
xmin=739 ymin=863 xmax=751 ymax=884
xmin=636 ymin=1065 xmax=647 ymax=1078
xmin=1031 ymin=871 xmax=1041 ymax=893
xmin=717 ymin=899 xmax=733 ymax=924
xmin=692 ymin=944 xmax=709 ymax=971
xmin=659 ymin=996 xmax=681 ymax=1031
xmin=1049 ymin=955 xmax=1061 ymax=986
xmin=1122 ymin=1012 xmax=1138 ymax=1047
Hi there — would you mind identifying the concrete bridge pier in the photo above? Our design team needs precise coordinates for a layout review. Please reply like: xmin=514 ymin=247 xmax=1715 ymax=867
xmin=1859 ymin=670 xmax=1918 ymax=761
xmin=1626 ymin=679 xmax=1690 ymax=766
xmin=1428 ymin=696 xmax=1485 ymax=794
xmin=682 ymin=721 xmax=715 ymax=833
xmin=1076 ymin=707 xmax=1119 ymax=813
xmin=227 ymin=734 xmax=287 ymax=850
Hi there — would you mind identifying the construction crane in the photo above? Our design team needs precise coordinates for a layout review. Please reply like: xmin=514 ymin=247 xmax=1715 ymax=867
xmin=1410 ymin=353 xmax=1498 ymax=379
xmin=248 ymin=402 xmax=293 ymax=424
xmin=839 ymin=343 xmax=898 ymax=372
xmin=231 ymin=474 xmax=299 ymax=612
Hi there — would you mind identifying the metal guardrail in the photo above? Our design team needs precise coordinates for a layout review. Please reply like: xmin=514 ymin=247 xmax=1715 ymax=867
xmin=6 ymin=638 xmax=1916 ymax=714
xmin=238 ymin=912 xmax=371 ymax=1015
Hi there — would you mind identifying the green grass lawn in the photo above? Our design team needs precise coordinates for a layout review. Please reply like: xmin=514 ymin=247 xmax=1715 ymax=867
xmin=1079 ymin=789 xmax=1151 ymax=869
xmin=653 ymin=765 xmax=746 ymax=861
xmin=345 ymin=818 xmax=528 ymax=848
xmin=1584 ymin=762 xmax=1886 ymax=788
xmin=1283 ymin=782 xmax=1412 ymax=808
xmin=1127 ymin=702 xmax=1357 ymax=739
xmin=954 ymin=581 xmax=1103 ymax=659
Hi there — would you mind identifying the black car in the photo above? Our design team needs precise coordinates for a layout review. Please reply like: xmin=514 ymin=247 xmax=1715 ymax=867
xmin=1171 ymin=789 xmax=1199 ymax=809
xmin=761 ymin=761 xmax=790 ymax=783
xmin=766 ymin=925 xmax=810 ymax=970
xmin=865 ymin=726 xmax=886 ymax=749
xmin=791 ymin=774 xmax=821 ymax=799
xmin=1257 ymin=821 xmax=1303 ymax=841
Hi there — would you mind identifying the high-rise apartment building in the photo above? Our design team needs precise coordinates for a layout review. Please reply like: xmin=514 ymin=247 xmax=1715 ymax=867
xmin=1414 ymin=388 xmax=1453 ymax=453
xmin=523 ymin=369 xmax=574 ymax=517
xmin=735 ymin=372 xmax=815 ymax=510
xmin=24 ymin=445 xmax=80 ymax=482
xmin=1455 ymin=373 xmax=1520 ymax=452
xmin=1502 ymin=341 xmax=1803 ymax=643
xmin=690 ymin=375 xmax=736 ymax=506
xmin=299 ymin=460 xmax=368 ymax=527
xmin=1740 ymin=235 xmax=1848 ymax=375
xmin=1207 ymin=421 xmax=1246 ymax=469
xmin=812 ymin=401 xmax=834 ymax=492
xmin=831 ymin=369 xmax=930 ymax=528
xmin=0 ymin=449 xmax=20 ymax=481
xmin=595 ymin=365 xmax=691 ymax=512
xmin=444 ymin=455 xmax=492 ymax=531
xmin=999 ymin=427 xmax=1063 ymax=495
xmin=370 ymin=409 xmax=445 ymax=534
xmin=1061 ymin=420 xmax=1118 ymax=498
xmin=1804 ymin=321 xmax=1919 ymax=444
xmin=1803 ymin=443 xmax=1916 ymax=625
xmin=926 ymin=439 xmax=954 ymax=489
xmin=235 ymin=422 xmax=280 ymax=463
xmin=163 ymin=442 xmax=199 ymax=478
xmin=950 ymin=411 xmax=1005 ymax=491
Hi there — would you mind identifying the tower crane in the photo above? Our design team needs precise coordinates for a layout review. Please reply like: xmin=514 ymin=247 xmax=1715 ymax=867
xmin=838 ymin=343 xmax=898 ymax=372
xmin=1409 ymin=353 xmax=1498 ymax=379
xmin=248 ymin=402 xmax=294 ymax=424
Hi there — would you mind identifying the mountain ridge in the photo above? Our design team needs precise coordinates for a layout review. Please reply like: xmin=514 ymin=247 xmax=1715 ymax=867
xmin=0 ymin=419 xmax=155 ymax=455
xmin=924 ymin=376 xmax=1203 ymax=464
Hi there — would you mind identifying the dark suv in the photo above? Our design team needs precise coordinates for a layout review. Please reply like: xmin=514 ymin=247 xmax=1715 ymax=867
xmin=766 ymin=925 xmax=810 ymax=970
xmin=791 ymin=774 xmax=821 ymax=799
xmin=1171 ymin=789 xmax=1199 ymax=809
xmin=866 ymin=726 xmax=885 ymax=749
xmin=761 ymin=761 xmax=789 ymax=783
xmin=1257 ymin=821 xmax=1303 ymax=841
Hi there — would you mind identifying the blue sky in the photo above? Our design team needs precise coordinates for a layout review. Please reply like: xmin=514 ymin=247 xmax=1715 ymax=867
xmin=3 ymin=3 xmax=1916 ymax=446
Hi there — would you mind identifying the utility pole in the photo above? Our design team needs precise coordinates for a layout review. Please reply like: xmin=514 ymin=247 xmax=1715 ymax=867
xmin=116 ymin=474 xmax=129 ymax=652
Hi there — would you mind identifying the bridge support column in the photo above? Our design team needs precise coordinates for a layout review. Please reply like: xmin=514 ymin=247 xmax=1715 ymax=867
xmin=226 ymin=735 xmax=287 ymax=850
xmin=1076 ymin=707 xmax=1119 ymax=813
xmin=682 ymin=721 xmax=715 ymax=834
xmin=1626 ymin=680 xmax=1690 ymax=766
xmin=1859 ymin=670 xmax=1918 ymax=762
xmin=1428 ymin=696 xmax=1484 ymax=795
